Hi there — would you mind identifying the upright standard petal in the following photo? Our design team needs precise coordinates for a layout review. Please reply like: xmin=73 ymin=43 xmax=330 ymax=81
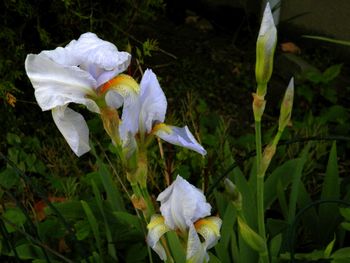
xmin=52 ymin=106 xmax=91 ymax=156
xmin=66 ymin=32 xmax=131 ymax=86
xmin=25 ymin=53 xmax=99 ymax=113
xmin=154 ymin=125 xmax=207 ymax=156
xmin=157 ymin=175 xmax=211 ymax=233
xmin=139 ymin=69 xmax=167 ymax=134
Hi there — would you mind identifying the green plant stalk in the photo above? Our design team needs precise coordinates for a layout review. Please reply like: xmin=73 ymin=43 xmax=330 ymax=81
xmin=255 ymin=120 xmax=269 ymax=263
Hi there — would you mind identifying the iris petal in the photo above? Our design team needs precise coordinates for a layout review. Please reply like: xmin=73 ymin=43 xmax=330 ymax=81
xmin=195 ymin=217 xmax=222 ymax=250
xmin=66 ymin=32 xmax=131 ymax=86
xmin=139 ymin=69 xmax=167 ymax=134
xmin=155 ymin=125 xmax=207 ymax=155
xmin=157 ymin=175 xmax=211 ymax=232
xmin=25 ymin=53 xmax=99 ymax=113
xmin=187 ymin=224 xmax=207 ymax=263
xmin=146 ymin=215 xmax=170 ymax=261
xmin=52 ymin=106 xmax=91 ymax=156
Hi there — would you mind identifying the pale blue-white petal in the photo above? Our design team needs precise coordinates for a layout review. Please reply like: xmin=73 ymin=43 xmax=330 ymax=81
xmin=52 ymin=106 xmax=90 ymax=156
xmin=25 ymin=53 xmax=99 ymax=113
xmin=157 ymin=175 xmax=211 ymax=233
xmin=155 ymin=125 xmax=207 ymax=155
xmin=139 ymin=69 xmax=167 ymax=134
xmin=67 ymin=32 xmax=131 ymax=86
xmin=187 ymin=224 xmax=208 ymax=263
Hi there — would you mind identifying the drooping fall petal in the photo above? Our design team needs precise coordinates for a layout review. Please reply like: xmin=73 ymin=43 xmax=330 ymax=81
xmin=154 ymin=125 xmax=207 ymax=156
xmin=146 ymin=215 xmax=170 ymax=261
xmin=25 ymin=53 xmax=99 ymax=113
xmin=52 ymin=106 xmax=91 ymax=156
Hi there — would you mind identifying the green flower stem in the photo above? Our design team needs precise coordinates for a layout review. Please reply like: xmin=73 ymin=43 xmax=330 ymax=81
xmin=255 ymin=120 xmax=269 ymax=263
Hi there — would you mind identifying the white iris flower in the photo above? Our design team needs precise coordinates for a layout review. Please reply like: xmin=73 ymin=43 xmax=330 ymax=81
xmin=119 ymin=69 xmax=206 ymax=156
xmin=147 ymin=175 xmax=222 ymax=262
xmin=25 ymin=32 xmax=133 ymax=156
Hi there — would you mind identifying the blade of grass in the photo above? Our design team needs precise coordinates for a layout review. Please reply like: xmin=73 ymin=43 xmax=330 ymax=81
xmin=287 ymin=143 xmax=310 ymax=223
xmin=319 ymin=142 xmax=340 ymax=242
xmin=81 ymin=200 xmax=103 ymax=261
xmin=91 ymin=180 xmax=118 ymax=261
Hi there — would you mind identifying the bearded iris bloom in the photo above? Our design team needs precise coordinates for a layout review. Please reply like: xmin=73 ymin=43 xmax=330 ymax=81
xmin=147 ymin=175 xmax=222 ymax=262
xmin=25 ymin=32 xmax=138 ymax=156
xmin=119 ymin=69 xmax=206 ymax=157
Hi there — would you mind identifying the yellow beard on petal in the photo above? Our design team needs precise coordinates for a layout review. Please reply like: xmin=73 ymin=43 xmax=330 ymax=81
xmin=100 ymin=74 xmax=139 ymax=95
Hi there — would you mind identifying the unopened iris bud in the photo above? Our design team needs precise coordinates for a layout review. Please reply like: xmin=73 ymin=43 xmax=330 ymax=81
xmin=224 ymin=178 xmax=242 ymax=210
xmin=259 ymin=143 xmax=276 ymax=177
xmin=278 ymin=78 xmax=294 ymax=132
xmin=255 ymin=3 xmax=277 ymax=96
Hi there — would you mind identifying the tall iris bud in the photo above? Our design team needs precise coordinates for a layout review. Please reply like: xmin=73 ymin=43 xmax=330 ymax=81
xmin=255 ymin=3 xmax=277 ymax=97
xmin=278 ymin=78 xmax=294 ymax=132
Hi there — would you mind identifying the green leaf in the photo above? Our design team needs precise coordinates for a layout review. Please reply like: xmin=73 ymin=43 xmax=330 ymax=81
xmin=319 ymin=142 xmax=340 ymax=242
xmin=340 ymin=208 xmax=350 ymax=221
xmin=97 ymin=159 xmax=125 ymax=212
xmin=341 ymin=222 xmax=350 ymax=231
xmin=166 ymin=231 xmax=186 ymax=263
xmin=112 ymin=212 xmax=143 ymax=242
xmin=75 ymin=220 xmax=91 ymax=241
xmin=214 ymin=202 xmax=236 ymax=263
xmin=269 ymin=233 xmax=282 ymax=263
xmin=288 ymin=143 xmax=310 ymax=223
xmin=125 ymin=243 xmax=148 ymax=263
xmin=264 ymin=159 xmax=298 ymax=210
xmin=324 ymin=235 xmax=336 ymax=258
xmin=6 ymin=133 xmax=21 ymax=145
xmin=81 ymin=200 xmax=103 ymax=257
xmin=45 ymin=201 xmax=83 ymax=219
xmin=322 ymin=64 xmax=342 ymax=83
xmin=208 ymin=252 xmax=222 ymax=263
xmin=237 ymin=217 xmax=265 ymax=253
xmin=332 ymin=247 xmax=350 ymax=259
xmin=92 ymin=180 xmax=117 ymax=260
xmin=11 ymin=244 xmax=45 ymax=260
xmin=38 ymin=218 xmax=66 ymax=239
xmin=3 ymin=207 xmax=27 ymax=233
xmin=0 ymin=167 xmax=20 ymax=189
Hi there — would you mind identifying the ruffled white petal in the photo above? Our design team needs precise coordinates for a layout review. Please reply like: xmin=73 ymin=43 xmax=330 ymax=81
xmin=66 ymin=32 xmax=131 ymax=86
xmin=155 ymin=125 xmax=207 ymax=155
xmin=139 ymin=69 xmax=167 ymax=134
xmin=146 ymin=215 xmax=170 ymax=261
xmin=157 ymin=175 xmax=211 ymax=233
xmin=52 ymin=106 xmax=91 ymax=156
xmin=25 ymin=53 xmax=99 ymax=113
xmin=186 ymin=224 xmax=207 ymax=263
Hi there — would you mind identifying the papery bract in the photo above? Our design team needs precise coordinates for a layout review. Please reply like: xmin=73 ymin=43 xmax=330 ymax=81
xmin=25 ymin=32 xmax=132 ymax=156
